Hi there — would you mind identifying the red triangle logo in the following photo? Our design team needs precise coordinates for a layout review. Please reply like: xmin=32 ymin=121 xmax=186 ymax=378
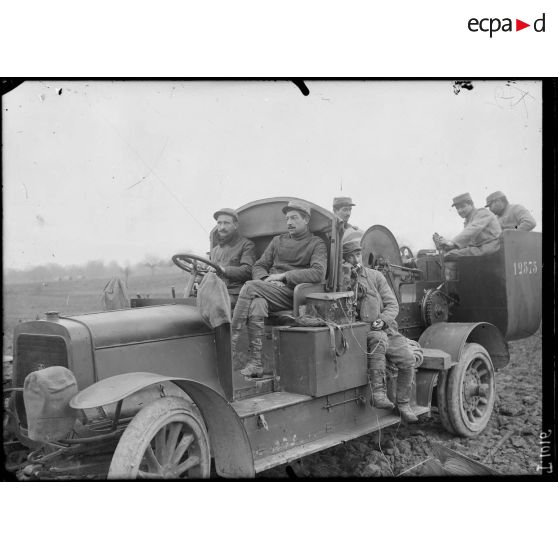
xmin=516 ymin=19 xmax=530 ymax=31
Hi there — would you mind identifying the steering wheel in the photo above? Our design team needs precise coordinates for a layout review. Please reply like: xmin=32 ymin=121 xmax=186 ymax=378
xmin=172 ymin=253 xmax=222 ymax=297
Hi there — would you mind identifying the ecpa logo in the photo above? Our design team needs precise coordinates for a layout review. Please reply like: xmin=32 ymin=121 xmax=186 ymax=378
xmin=468 ymin=13 xmax=546 ymax=37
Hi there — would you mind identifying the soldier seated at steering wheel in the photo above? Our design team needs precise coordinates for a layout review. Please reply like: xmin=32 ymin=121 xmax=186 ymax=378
xmin=209 ymin=208 xmax=256 ymax=307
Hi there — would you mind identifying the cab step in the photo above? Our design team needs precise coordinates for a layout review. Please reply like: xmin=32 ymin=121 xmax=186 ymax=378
xmin=253 ymin=405 xmax=430 ymax=474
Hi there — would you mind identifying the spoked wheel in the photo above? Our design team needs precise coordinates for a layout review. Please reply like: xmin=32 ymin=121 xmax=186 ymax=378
xmin=445 ymin=343 xmax=495 ymax=437
xmin=436 ymin=369 xmax=456 ymax=435
xmin=108 ymin=396 xmax=210 ymax=479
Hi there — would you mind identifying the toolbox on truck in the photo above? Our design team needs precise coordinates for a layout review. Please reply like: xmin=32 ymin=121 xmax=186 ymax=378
xmin=273 ymin=322 xmax=368 ymax=397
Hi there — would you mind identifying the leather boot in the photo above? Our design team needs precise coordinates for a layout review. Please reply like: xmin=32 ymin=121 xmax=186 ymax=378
xmin=231 ymin=295 xmax=251 ymax=367
xmin=240 ymin=316 xmax=265 ymax=379
xmin=368 ymin=369 xmax=395 ymax=410
xmin=396 ymin=367 xmax=418 ymax=423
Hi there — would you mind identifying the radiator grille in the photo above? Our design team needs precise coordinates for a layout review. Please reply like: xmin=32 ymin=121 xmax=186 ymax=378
xmin=15 ymin=334 xmax=69 ymax=428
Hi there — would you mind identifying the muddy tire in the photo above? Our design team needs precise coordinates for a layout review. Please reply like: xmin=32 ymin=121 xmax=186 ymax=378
xmin=108 ymin=396 xmax=210 ymax=479
xmin=446 ymin=343 xmax=496 ymax=438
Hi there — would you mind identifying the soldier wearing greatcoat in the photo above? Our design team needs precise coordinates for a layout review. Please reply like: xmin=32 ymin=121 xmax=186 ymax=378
xmin=485 ymin=190 xmax=536 ymax=232
xmin=434 ymin=193 xmax=502 ymax=258
xmin=342 ymin=239 xmax=418 ymax=423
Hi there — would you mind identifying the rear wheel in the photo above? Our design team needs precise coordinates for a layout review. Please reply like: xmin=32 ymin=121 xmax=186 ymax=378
xmin=446 ymin=343 xmax=495 ymax=437
xmin=436 ymin=369 xmax=456 ymax=435
xmin=108 ymin=396 xmax=210 ymax=479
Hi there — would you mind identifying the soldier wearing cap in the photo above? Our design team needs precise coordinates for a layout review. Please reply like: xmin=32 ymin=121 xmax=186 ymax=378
xmin=231 ymin=200 xmax=328 ymax=379
xmin=342 ymin=239 xmax=418 ymax=422
xmin=333 ymin=196 xmax=361 ymax=232
xmin=433 ymin=193 xmax=502 ymax=257
xmin=210 ymin=208 xmax=256 ymax=306
xmin=333 ymin=196 xmax=363 ymax=250
xmin=485 ymin=191 xmax=536 ymax=232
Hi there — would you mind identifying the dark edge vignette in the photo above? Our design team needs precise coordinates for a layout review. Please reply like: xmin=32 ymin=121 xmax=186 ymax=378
xmin=540 ymin=78 xmax=557 ymax=479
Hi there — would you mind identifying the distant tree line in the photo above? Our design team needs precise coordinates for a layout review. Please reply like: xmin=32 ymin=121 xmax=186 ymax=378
xmin=5 ymin=255 xmax=177 ymax=285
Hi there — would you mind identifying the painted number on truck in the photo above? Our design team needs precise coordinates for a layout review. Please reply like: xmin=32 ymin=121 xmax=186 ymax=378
xmin=513 ymin=261 xmax=538 ymax=275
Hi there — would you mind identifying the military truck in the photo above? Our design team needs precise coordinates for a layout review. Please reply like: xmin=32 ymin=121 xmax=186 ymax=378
xmin=4 ymin=197 xmax=541 ymax=479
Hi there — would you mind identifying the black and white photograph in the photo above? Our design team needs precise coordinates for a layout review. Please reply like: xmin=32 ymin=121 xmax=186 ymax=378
xmin=2 ymin=79 xmax=548 ymax=480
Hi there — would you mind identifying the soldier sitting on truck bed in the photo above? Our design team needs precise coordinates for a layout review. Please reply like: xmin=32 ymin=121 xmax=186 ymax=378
xmin=342 ymin=239 xmax=418 ymax=423
xmin=433 ymin=192 xmax=502 ymax=258
xmin=231 ymin=200 xmax=328 ymax=379
xmin=485 ymin=190 xmax=536 ymax=232
xmin=209 ymin=208 xmax=256 ymax=307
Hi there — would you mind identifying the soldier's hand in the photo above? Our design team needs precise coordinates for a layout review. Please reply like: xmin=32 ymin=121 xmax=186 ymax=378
xmin=265 ymin=273 xmax=286 ymax=283
xmin=371 ymin=319 xmax=385 ymax=331
xmin=209 ymin=265 xmax=226 ymax=276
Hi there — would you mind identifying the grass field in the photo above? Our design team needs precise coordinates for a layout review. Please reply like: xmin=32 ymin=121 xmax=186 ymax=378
xmin=3 ymin=270 xmax=190 ymax=355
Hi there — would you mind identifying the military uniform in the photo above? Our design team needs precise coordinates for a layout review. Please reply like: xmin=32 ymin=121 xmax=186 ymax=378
xmin=333 ymin=196 xmax=362 ymax=247
xmin=343 ymin=240 xmax=418 ymax=422
xmin=210 ymin=231 xmax=256 ymax=299
xmin=485 ymin=190 xmax=536 ymax=231
xmin=232 ymin=201 xmax=328 ymax=378
xmin=239 ymin=229 xmax=327 ymax=316
xmin=496 ymin=203 xmax=536 ymax=231
xmin=497 ymin=203 xmax=536 ymax=231
xmin=446 ymin=207 xmax=502 ymax=257
xmin=352 ymin=266 xmax=415 ymax=371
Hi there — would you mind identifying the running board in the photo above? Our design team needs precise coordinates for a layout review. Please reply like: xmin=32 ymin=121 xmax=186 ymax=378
xmin=254 ymin=405 xmax=430 ymax=474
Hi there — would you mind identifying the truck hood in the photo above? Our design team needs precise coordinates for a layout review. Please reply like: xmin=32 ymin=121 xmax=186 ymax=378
xmin=62 ymin=304 xmax=213 ymax=349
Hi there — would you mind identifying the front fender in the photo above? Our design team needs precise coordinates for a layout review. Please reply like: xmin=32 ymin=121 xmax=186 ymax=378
xmin=70 ymin=372 xmax=255 ymax=478
xmin=419 ymin=322 xmax=509 ymax=369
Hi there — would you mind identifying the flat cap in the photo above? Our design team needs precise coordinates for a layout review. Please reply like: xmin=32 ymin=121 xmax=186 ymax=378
xmin=342 ymin=239 xmax=362 ymax=255
xmin=451 ymin=193 xmax=473 ymax=207
xmin=485 ymin=191 xmax=506 ymax=206
xmin=213 ymin=207 xmax=238 ymax=221
xmin=282 ymin=200 xmax=311 ymax=217
xmin=342 ymin=228 xmax=363 ymax=245
xmin=333 ymin=196 xmax=356 ymax=208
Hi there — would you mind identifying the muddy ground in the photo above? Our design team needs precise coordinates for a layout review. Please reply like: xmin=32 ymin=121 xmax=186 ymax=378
xmin=261 ymin=329 xmax=543 ymax=478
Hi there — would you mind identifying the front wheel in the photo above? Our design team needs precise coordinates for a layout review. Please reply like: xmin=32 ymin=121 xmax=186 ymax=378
xmin=445 ymin=343 xmax=496 ymax=437
xmin=108 ymin=396 xmax=211 ymax=479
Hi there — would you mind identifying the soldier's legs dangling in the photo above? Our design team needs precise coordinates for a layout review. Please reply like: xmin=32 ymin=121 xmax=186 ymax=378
xmin=385 ymin=332 xmax=418 ymax=423
xmin=239 ymin=297 xmax=268 ymax=378
xmin=230 ymin=294 xmax=251 ymax=364
xmin=235 ymin=280 xmax=294 ymax=379
xmin=366 ymin=330 xmax=394 ymax=410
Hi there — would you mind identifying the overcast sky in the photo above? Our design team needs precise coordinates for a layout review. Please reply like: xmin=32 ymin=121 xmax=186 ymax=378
xmin=2 ymin=80 xmax=542 ymax=270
